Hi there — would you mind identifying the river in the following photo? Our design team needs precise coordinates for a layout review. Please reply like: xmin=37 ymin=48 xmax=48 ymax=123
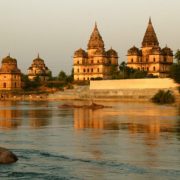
xmin=0 ymin=101 xmax=180 ymax=180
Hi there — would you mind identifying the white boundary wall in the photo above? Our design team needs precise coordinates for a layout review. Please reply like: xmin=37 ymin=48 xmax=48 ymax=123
xmin=90 ymin=78 xmax=178 ymax=90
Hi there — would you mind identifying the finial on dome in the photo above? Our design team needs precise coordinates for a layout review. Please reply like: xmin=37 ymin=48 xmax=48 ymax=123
xmin=8 ymin=52 xmax=10 ymax=57
xmin=37 ymin=53 xmax=40 ymax=58
xmin=95 ymin=21 xmax=98 ymax=29
xmin=149 ymin=17 xmax=152 ymax=24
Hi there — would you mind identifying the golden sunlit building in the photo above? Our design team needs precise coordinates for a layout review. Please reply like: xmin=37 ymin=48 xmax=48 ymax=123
xmin=0 ymin=55 xmax=22 ymax=91
xmin=73 ymin=23 xmax=118 ymax=81
xmin=127 ymin=18 xmax=173 ymax=77
xmin=28 ymin=54 xmax=51 ymax=81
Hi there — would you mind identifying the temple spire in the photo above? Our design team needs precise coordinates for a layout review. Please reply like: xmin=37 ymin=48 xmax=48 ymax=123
xmin=149 ymin=17 xmax=152 ymax=24
xmin=95 ymin=21 xmax=97 ymax=29
xmin=142 ymin=18 xmax=159 ymax=47
xmin=88 ymin=22 xmax=104 ymax=50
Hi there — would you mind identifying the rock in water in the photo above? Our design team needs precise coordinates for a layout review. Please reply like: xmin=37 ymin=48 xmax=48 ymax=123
xmin=0 ymin=147 xmax=18 ymax=164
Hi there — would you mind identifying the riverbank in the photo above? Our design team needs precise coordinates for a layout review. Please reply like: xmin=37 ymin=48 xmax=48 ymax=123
xmin=1 ymin=86 xmax=180 ymax=104
xmin=0 ymin=79 xmax=179 ymax=103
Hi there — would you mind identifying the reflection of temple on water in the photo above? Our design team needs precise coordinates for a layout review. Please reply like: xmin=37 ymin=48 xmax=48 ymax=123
xmin=28 ymin=109 xmax=51 ymax=128
xmin=0 ymin=101 xmax=21 ymax=129
xmin=74 ymin=108 xmax=119 ymax=161
xmin=74 ymin=108 xmax=119 ymax=130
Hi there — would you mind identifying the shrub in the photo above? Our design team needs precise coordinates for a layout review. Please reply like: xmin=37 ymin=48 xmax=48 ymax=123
xmin=152 ymin=90 xmax=175 ymax=104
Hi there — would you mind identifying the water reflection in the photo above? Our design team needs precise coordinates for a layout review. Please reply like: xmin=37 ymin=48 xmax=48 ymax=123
xmin=0 ymin=101 xmax=21 ymax=129
xmin=74 ymin=108 xmax=119 ymax=130
xmin=0 ymin=101 xmax=51 ymax=129
xmin=27 ymin=109 xmax=50 ymax=128
xmin=73 ymin=102 xmax=180 ymax=140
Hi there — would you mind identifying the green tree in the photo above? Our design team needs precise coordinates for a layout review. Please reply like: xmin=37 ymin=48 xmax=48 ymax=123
xmin=58 ymin=71 xmax=67 ymax=81
xmin=119 ymin=61 xmax=147 ymax=79
xmin=119 ymin=61 xmax=126 ymax=78
xmin=21 ymin=74 xmax=41 ymax=90
xmin=170 ymin=64 xmax=180 ymax=84
xmin=175 ymin=49 xmax=180 ymax=64
xmin=66 ymin=68 xmax=74 ymax=83
xmin=109 ymin=64 xmax=119 ymax=79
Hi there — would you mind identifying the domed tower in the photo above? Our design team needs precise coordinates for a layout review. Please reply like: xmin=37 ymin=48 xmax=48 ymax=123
xmin=127 ymin=46 xmax=142 ymax=68
xmin=87 ymin=23 xmax=105 ymax=56
xmin=142 ymin=18 xmax=159 ymax=48
xmin=106 ymin=48 xmax=118 ymax=65
xmin=28 ymin=54 xmax=51 ymax=81
xmin=73 ymin=23 xmax=118 ymax=81
xmin=127 ymin=18 xmax=174 ymax=77
xmin=0 ymin=55 xmax=22 ymax=90
xmin=141 ymin=18 xmax=160 ymax=57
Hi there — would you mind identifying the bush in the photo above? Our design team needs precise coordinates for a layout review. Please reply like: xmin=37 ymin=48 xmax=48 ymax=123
xmin=152 ymin=90 xmax=175 ymax=104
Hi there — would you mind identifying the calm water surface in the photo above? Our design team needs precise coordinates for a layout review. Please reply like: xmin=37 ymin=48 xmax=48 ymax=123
xmin=0 ymin=101 xmax=180 ymax=180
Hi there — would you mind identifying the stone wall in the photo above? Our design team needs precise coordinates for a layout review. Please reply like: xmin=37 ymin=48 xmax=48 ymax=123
xmin=90 ymin=78 xmax=178 ymax=90
xmin=89 ymin=78 xmax=179 ymax=102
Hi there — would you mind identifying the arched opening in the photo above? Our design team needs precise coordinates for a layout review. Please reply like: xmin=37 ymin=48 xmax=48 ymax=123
xmin=3 ymin=83 xmax=6 ymax=88
xmin=14 ymin=82 xmax=16 ymax=88
xmin=153 ymin=66 xmax=156 ymax=71
xmin=153 ymin=58 xmax=156 ymax=62
xmin=131 ymin=58 xmax=133 ymax=63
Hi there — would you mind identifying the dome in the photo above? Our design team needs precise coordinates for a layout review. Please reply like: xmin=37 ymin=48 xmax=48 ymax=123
xmin=162 ymin=46 xmax=173 ymax=56
xmin=2 ymin=55 xmax=17 ymax=64
xmin=33 ymin=54 xmax=44 ymax=63
xmin=151 ymin=46 xmax=162 ymax=55
xmin=106 ymin=48 xmax=118 ymax=57
xmin=128 ymin=46 xmax=141 ymax=55
xmin=74 ymin=48 xmax=87 ymax=57
xmin=94 ymin=48 xmax=106 ymax=56
xmin=0 ymin=55 xmax=21 ymax=74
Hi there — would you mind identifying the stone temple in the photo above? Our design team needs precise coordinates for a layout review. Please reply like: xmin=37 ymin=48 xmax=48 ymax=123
xmin=0 ymin=55 xmax=22 ymax=91
xmin=28 ymin=54 xmax=51 ymax=81
xmin=73 ymin=23 xmax=119 ymax=81
xmin=127 ymin=18 xmax=173 ymax=77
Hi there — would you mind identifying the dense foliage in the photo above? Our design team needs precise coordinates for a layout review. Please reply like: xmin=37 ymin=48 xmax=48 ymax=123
xmin=152 ymin=90 xmax=175 ymax=104
xmin=175 ymin=49 xmax=180 ymax=64
xmin=21 ymin=74 xmax=41 ymax=90
xmin=170 ymin=64 xmax=180 ymax=84
xmin=110 ymin=61 xmax=150 ymax=79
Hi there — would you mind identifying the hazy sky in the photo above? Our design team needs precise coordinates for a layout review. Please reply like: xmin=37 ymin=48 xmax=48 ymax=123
xmin=0 ymin=0 xmax=179 ymax=75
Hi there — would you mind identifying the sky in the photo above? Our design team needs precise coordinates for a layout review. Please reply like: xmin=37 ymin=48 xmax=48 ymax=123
xmin=0 ymin=0 xmax=179 ymax=75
